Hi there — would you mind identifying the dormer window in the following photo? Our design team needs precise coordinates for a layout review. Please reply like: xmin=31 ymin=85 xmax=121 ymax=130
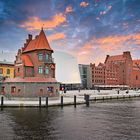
xmin=38 ymin=53 xmax=43 ymax=61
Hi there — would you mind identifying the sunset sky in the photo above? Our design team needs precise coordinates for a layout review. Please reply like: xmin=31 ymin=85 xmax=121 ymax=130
xmin=0 ymin=0 xmax=140 ymax=64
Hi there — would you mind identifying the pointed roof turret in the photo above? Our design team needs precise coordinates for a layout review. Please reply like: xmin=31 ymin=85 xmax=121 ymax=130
xmin=23 ymin=29 xmax=53 ymax=53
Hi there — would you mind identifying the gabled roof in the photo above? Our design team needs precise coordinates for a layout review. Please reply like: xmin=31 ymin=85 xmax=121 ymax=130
xmin=21 ymin=54 xmax=33 ymax=67
xmin=23 ymin=29 xmax=53 ymax=53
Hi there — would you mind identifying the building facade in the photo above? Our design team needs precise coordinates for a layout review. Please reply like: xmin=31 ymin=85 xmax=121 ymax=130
xmin=0 ymin=29 xmax=59 ymax=97
xmin=79 ymin=64 xmax=92 ymax=89
xmin=0 ymin=61 xmax=14 ymax=78
xmin=90 ymin=51 xmax=140 ymax=88
xmin=90 ymin=63 xmax=105 ymax=86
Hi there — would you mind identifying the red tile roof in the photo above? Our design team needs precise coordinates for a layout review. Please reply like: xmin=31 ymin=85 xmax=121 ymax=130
xmin=23 ymin=29 xmax=53 ymax=53
xmin=4 ymin=77 xmax=57 ymax=83
xmin=21 ymin=55 xmax=33 ymax=67
xmin=107 ymin=55 xmax=125 ymax=61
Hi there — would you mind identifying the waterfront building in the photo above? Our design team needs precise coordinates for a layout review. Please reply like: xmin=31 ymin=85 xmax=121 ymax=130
xmin=0 ymin=29 xmax=59 ymax=96
xmin=90 ymin=63 xmax=105 ymax=87
xmin=0 ymin=61 xmax=14 ymax=78
xmin=90 ymin=51 xmax=140 ymax=88
xmin=79 ymin=64 xmax=92 ymax=89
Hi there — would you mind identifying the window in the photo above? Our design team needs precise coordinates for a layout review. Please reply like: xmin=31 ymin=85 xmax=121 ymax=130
xmin=18 ymin=68 xmax=20 ymax=72
xmin=38 ymin=53 xmax=43 ymax=61
xmin=18 ymin=89 xmax=21 ymax=93
xmin=0 ymin=68 xmax=3 ymax=74
xmin=136 ymin=75 xmax=138 ymax=80
xmin=7 ymin=69 xmax=10 ymax=74
xmin=40 ymin=89 xmax=43 ymax=94
xmin=46 ymin=54 xmax=49 ymax=61
xmin=38 ymin=66 xmax=43 ymax=74
xmin=1 ymin=87 xmax=5 ymax=93
xmin=45 ymin=66 xmax=49 ymax=74
xmin=11 ymin=86 xmax=16 ymax=93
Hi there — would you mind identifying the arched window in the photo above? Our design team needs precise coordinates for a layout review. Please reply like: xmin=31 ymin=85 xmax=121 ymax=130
xmin=38 ymin=66 xmax=43 ymax=74
xmin=45 ymin=66 xmax=49 ymax=74
xmin=7 ymin=69 xmax=10 ymax=74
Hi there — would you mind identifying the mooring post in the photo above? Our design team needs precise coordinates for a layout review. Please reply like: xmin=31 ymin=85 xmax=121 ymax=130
xmin=39 ymin=97 xmax=41 ymax=107
xmin=1 ymin=96 xmax=4 ymax=107
xmin=46 ymin=96 xmax=48 ymax=108
xmin=86 ymin=95 xmax=89 ymax=107
xmin=61 ymin=96 xmax=63 ymax=107
xmin=74 ymin=95 xmax=76 ymax=108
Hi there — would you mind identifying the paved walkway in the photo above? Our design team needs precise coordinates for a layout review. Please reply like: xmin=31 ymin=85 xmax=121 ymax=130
xmin=0 ymin=90 xmax=140 ymax=107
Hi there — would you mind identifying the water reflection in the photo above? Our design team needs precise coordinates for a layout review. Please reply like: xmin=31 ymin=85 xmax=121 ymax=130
xmin=0 ymin=100 xmax=140 ymax=140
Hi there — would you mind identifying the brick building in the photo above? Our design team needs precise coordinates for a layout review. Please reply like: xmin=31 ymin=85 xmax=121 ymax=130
xmin=0 ymin=29 xmax=59 ymax=97
xmin=90 ymin=63 xmax=105 ymax=86
xmin=90 ymin=51 xmax=140 ymax=88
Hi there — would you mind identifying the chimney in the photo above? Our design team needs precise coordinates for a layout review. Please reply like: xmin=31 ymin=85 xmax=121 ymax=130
xmin=28 ymin=34 xmax=32 ymax=40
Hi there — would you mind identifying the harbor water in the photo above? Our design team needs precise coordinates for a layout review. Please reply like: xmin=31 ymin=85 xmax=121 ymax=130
xmin=0 ymin=99 xmax=140 ymax=140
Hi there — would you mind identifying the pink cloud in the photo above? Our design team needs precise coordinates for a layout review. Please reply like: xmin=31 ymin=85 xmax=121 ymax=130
xmin=80 ymin=1 xmax=89 ymax=7
xmin=20 ymin=13 xmax=66 ymax=30
xmin=65 ymin=5 xmax=73 ymax=13
xmin=48 ymin=32 xmax=65 ymax=42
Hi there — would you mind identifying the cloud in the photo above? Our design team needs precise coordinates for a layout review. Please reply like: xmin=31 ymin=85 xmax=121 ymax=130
xmin=48 ymin=32 xmax=65 ymax=41
xmin=80 ymin=1 xmax=89 ymax=7
xmin=95 ymin=33 xmax=140 ymax=50
xmin=20 ymin=13 xmax=66 ymax=30
xmin=65 ymin=5 xmax=73 ymax=14
xmin=74 ymin=33 xmax=140 ymax=64
xmin=100 ymin=5 xmax=112 ymax=16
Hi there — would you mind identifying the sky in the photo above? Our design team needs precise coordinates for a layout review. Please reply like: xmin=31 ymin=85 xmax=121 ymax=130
xmin=0 ymin=0 xmax=140 ymax=64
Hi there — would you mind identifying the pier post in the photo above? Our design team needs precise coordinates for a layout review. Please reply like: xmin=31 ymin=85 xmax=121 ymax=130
xmin=39 ymin=97 xmax=41 ymax=107
xmin=74 ymin=95 xmax=76 ymax=108
xmin=46 ymin=97 xmax=48 ymax=108
xmin=86 ymin=95 xmax=89 ymax=107
xmin=1 ymin=96 xmax=4 ymax=107
xmin=61 ymin=96 xmax=63 ymax=107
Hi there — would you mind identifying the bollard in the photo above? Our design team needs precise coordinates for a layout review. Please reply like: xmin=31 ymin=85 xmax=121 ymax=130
xmin=94 ymin=97 xmax=96 ymax=101
xmin=86 ymin=95 xmax=89 ymax=107
xmin=117 ymin=96 xmax=119 ymax=99
xmin=129 ymin=95 xmax=131 ymax=98
xmin=1 ymin=96 xmax=4 ymax=107
xmin=46 ymin=97 xmax=48 ymax=108
xmin=103 ymin=97 xmax=104 ymax=100
xmin=39 ymin=97 xmax=41 ymax=107
xmin=61 ymin=96 xmax=63 ymax=107
xmin=110 ymin=96 xmax=112 ymax=100
xmin=123 ymin=95 xmax=125 ymax=99
xmin=74 ymin=95 xmax=76 ymax=108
